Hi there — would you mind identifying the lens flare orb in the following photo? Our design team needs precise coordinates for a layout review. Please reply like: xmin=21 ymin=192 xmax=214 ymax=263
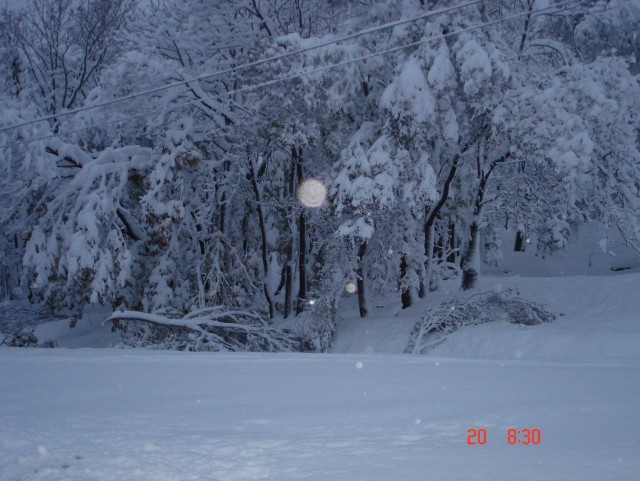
xmin=297 ymin=179 xmax=327 ymax=208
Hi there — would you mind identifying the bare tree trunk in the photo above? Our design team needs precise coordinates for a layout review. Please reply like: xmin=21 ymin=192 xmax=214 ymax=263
xmin=461 ymin=151 xmax=511 ymax=291
xmin=433 ymin=219 xmax=443 ymax=262
xmin=460 ymin=220 xmax=480 ymax=290
xmin=419 ymin=223 xmax=436 ymax=298
xmin=419 ymin=155 xmax=460 ymax=298
xmin=461 ymin=169 xmax=488 ymax=291
xmin=357 ymin=240 xmax=368 ymax=318
xmin=518 ymin=0 xmax=536 ymax=54
xmin=295 ymin=148 xmax=307 ymax=315
xmin=400 ymin=253 xmax=412 ymax=309
xmin=514 ymin=230 xmax=525 ymax=252
xmin=283 ymin=157 xmax=296 ymax=319
xmin=248 ymin=150 xmax=275 ymax=318
xmin=447 ymin=219 xmax=457 ymax=263
xmin=296 ymin=210 xmax=307 ymax=314
xmin=284 ymin=238 xmax=294 ymax=319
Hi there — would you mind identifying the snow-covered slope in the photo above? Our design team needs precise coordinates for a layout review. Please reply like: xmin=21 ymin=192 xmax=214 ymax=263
xmin=332 ymin=272 xmax=640 ymax=360
xmin=1 ymin=349 xmax=638 ymax=481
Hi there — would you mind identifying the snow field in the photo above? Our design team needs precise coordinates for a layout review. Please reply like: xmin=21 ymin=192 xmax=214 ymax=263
xmin=2 ymin=249 xmax=640 ymax=480
xmin=1 ymin=349 xmax=638 ymax=481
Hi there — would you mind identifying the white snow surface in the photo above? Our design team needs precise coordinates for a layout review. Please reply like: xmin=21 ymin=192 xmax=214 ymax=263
xmin=330 ymin=273 xmax=640 ymax=360
xmin=1 ymin=349 xmax=638 ymax=481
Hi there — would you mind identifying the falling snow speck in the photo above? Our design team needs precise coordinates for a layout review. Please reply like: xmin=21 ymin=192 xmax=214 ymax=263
xmin=355 ymin=361 xmax=363 ymax=369
xmin=297 ymin=179 xmax=327 ymax=208
xmin=345 ymin=282 xmax=357 ymax=294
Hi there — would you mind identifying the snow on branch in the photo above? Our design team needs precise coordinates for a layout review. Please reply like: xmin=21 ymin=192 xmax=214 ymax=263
xmin=406 ymin=289 xmax=555 ymax=355
xmin=104 ymin=309 xmax=297 ymax=352
xmin=526 ymin=39 xmax=574 ymax=66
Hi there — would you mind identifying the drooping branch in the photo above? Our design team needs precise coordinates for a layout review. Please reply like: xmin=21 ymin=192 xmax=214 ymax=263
xmin=116 ymin=207 xmax=147 ymax=242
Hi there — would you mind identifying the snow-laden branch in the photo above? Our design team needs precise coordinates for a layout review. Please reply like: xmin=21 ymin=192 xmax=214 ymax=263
xmin=105 ymin=309 xmax=265 ymax=333
xmin=526 ymin=39 xmax=574 ymax=66
xmin=406 ymin=290 xmax=555 ymax=355
xmin=103 ymin=309 xmax=297 ymax=352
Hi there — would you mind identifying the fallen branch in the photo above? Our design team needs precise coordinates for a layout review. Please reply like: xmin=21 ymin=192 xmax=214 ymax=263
xmin=406 ymin=289 xmax=555 ymax=355
xmin=104 ymin=309 xmax=296 ymax=352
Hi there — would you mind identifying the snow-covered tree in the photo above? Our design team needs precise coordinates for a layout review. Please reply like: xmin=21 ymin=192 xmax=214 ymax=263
xmin=20 ymin=140 xmax=155 ymax=320
xmin=505 ymin=56 xmax=640 ymax=253
xmin=13 ymin=0 xmax=135 ymax=117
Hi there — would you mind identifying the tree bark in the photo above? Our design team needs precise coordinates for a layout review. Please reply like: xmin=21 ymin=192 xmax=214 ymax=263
xmin=514 ymin=230 xmax=525 ymax=252
xmin=295 ymin=148 xmax=307 ymax=315
xmin=296 ymin=210 xmax=307 ymax=314
xmin=518 ymin=0 xmax=536 ymax=54
xmin=357 ymin=240 xmax=368 ymax=318
xmin=419 ymin=155 xmax=460 ymax=298
xmin=248 ymin=150 xmax=275 ymax=318
xmin=283 ymin=158 xmax=297 ymax=319
xmin=447 ymin=219 xmax=457 ymax=263
xmin=400 ymin=253 xmax=412 ymax=309
xmin=461 ymin=152 xmax=511 ymax=290
xmin=460 ymin=220 xmax=480 ymax=290
xmin=284 ymin=238 xmax=293 ymax=318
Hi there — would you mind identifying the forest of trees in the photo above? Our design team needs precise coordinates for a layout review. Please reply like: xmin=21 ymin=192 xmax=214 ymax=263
xmin=0 ymin=0 xmax=639 ymax=350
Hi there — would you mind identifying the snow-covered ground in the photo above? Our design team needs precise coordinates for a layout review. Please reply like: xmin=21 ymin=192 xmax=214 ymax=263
xmin=331 ymin=273 xmax=640 ymax=360
xmin=1 ymin=349 xmax=638 ymax=481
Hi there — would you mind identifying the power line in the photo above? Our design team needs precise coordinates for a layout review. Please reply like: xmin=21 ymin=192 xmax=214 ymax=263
xmin=0 ymin=0 xmax=584 ymax=149
xmin=0 ymin=0 xmax=486 ymax=133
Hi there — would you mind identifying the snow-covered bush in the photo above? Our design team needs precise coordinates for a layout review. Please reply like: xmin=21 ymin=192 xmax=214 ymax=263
xmin=2 ymin=328 xmax=39 ymax=347
xmin=0 ymin=300 xmax=62 ymax=348
xmin=279 ymin=307 xmax=337 ymax=353
xmin=406 ymin=289 xmax=555 ymax=355
xmin=0 ymin=326 xmax=57 ymax=348
xmin=0 ymin=301 xmax=60 ymax=335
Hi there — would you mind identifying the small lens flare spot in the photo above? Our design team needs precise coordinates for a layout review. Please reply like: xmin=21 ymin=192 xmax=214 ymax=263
xmin=345 ymin=282 xmax=357 ymax=294
xmin=297 ymin=179 xmax=327 ymax=208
